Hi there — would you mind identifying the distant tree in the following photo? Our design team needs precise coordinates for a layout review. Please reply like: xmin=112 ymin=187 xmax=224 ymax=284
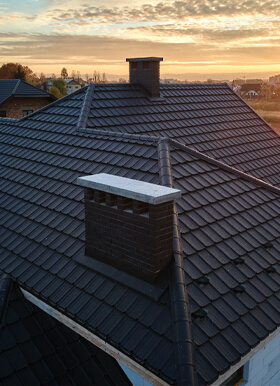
xmin=51 ymin=73 xmax=56 ymax=79
xmin=119 ymin=78 xmax=127 ymax=83
xmin=85 ymin=73 xmax=89 ymax=82
xmin=71 ymin=70 xmax=76 ymax=80
xmin=102 ymin=73 xmax=107 ymax=83
xmin=39 ymin=72 xmax=46 ymax=85
xmin=13 ymin=65 xmax=26 ymax=80
xmin=93 ymin=70 xmax=101 ymax=83
xmin=49 ymin=86 xmax=62 ymax=99
xmin=0 ymin=63 xmax=39 ymax=85
xmin=51 ymin=79 xmax=67 ymax=96
xmin=61 ymin=67 xmax=68 ymax=79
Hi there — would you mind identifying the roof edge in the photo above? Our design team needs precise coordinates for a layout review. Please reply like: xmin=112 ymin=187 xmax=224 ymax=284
xmin=21 ymin=288 xmax=172 ymax=386
xmin=169 ymin=138 xmax=280 ymax=196
xmin=225 ymin=82 xmax=280 ymax=139
xmin=157 ymin=138 xmax=197 ymax=386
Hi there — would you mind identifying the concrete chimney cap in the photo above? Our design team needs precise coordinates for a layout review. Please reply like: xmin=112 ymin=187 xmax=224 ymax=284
xmin=126 ymin=57 xmax=163 ymax=62
xmin=77 ymin=173 xmax=181 ymax=205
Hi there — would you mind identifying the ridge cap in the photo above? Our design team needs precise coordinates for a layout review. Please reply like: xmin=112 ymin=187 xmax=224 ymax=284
xmin=76 ymin=83 xmax=95 ymax=130
xmin=169 ymin=138 xmax=280 ymax=196
xmin=157 ymin=139 xmax=197 ymax=386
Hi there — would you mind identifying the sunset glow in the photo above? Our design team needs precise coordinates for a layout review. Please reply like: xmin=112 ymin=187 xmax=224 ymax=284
xmin=1 ymin=0 xmax=280 ymax=78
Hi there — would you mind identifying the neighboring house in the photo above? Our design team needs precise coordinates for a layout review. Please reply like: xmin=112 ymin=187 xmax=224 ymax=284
xmin=44 ymin=79 xmax=82 ymax=95
xmin=64 ymin=79 xmax=82 ymax=94
xmin=0 ymin=57 xmax=280 ymax=385
xmin=0 ymin=79 xmax=56 ymax=119
xmin=240 ymin=83 xmax=261 ymax=99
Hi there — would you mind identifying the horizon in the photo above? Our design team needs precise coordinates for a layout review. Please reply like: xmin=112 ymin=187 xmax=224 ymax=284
xmin=1 ymin=0 xmax=280 ymax=78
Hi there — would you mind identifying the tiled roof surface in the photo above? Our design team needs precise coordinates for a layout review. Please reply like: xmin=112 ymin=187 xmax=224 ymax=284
xmin=0 ymin=122 xmax=175 ymax=383
xmin=169 ymin=143 xmax=280 ymax=384
xmin=19 ymin=83 xmax=280 ymax=187
xmin=0 ymin=117 xmax=19 ymax=125
xmin=0 ymin=81 xmax=280 ymax=384
xmin=0 ymin=278 xmax=131 ymax=385
xmin=0 ymin=79 xmax=55 ymax=106
xmin=1 ymin=107 xmax=280 ymax=384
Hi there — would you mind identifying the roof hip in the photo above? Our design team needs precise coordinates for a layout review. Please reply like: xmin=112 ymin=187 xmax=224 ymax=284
xmin=157 ymin=138 xmax=197 ymax=386
xmin=76 ymin=83 xmax=95 ymax=130
xmin=169 ymin=138 xmax=280 ymax=196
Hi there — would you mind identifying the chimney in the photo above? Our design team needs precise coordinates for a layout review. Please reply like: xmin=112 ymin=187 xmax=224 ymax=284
xmin=77 ymin=173 xmax=181 ymax=283
xmin=126 ymin=57 xmax=163 ymax=98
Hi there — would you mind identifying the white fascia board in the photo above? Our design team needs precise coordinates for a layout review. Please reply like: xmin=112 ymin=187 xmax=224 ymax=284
xmin=21 ymin=288 xmax=170 ymax=386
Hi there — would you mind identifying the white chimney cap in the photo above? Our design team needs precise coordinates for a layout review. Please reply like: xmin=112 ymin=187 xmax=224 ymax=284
xmin=77 ymin=173 xmax=181 ymax=205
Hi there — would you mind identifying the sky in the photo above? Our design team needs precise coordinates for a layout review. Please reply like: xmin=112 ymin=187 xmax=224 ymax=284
xmin=0 ymin=0 xmax=280 ymax=79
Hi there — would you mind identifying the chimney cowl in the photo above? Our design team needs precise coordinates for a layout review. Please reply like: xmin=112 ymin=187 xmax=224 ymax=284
xmin=77 ymin=173 xmax=180 ymax=283
xmin=126 ymin=57 xmax=163 ymax=98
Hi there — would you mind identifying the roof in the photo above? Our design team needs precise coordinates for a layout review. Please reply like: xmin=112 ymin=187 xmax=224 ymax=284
xmin=240 ymin=84 xmax=261 ymax=92
xmin=65 ymin=79 xmax=80 ymax=85
xmin=0 ymin=117 xmax=19 ymax=125
xmin=18 ymin=82 xmax=280 ymax=188
xmin=0 ymin=274 xmax=131 ymax=385
xmin=0 ymin=81 xmax=280 ymax=385
xmin=0 ymin=79 xmax=56 ymax=107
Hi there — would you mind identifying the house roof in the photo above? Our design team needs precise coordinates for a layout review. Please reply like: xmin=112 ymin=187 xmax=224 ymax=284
xmin=18 ymin=82 xmax=280 ymax=188
xmin=65 ymin=79 xmax=81 ymax=85
xmin=0 ymin=274 xmax=131 ymax=385
xmin=0 ymin=79 xmax=56 ymax=107
xmin=0 ymin=82 xmax=280 ymax=385
xmin=240 ymin=83 xmax=261 ymax=93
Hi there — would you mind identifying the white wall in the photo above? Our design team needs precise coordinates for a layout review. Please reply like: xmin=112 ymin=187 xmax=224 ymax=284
xmin=242 ymin=333 xmax=280 ymax=386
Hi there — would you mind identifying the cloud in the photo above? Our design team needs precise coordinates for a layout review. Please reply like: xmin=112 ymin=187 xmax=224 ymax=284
xmin=125 ymin=24 xmax=274 ymax=44
xmin=48 ymin=0 xmax=280 ymax=24
xmin=0 ymin=32 xmax=280 ymax=68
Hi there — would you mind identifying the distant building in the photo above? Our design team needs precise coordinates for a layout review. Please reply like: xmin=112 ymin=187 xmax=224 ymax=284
xmin=64 ymin=79 xmax=82 ymax=94
xmin=160 ymin=78 xmax=179 ymax=84
xmin=269 ymin=74 xmax=280 ymax=84
xmin=0 ymin=79 xmax=56 ymax=119
xmin=240 ymin=83 xmax=261 ymax=99
xmin=45 ymin=79 xmax=82 ymax=95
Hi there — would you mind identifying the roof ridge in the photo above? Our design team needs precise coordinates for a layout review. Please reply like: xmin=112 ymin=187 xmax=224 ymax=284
xmin=78 ymin=126 xmax=163 ymax=143
xmin=11 ymin=79 xmax=21 ymax=95
xmin=169 ymin=138 xmax=280 ymax=196
xmin=157 ymin=138 xmax=197 ymax=386
xmin=16 ymin=80 xmax=54 ymax=99
xmin=76 ymin=83 xmax=95 ymax=130
xmin=0 ymin=273 xmax=13 ymax=331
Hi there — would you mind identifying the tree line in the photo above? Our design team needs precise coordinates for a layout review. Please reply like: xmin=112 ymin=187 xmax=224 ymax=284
xmin=0 ymin=63 xmax=108 ymax=99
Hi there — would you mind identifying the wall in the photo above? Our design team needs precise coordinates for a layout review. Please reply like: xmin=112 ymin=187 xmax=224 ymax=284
xmin=242 ymin=333 xmax=280 ymax=386
xmin=118 ymin=362 xmax=153 ymax=386
xmin=1 ymin=97 xmax=53 ymax=119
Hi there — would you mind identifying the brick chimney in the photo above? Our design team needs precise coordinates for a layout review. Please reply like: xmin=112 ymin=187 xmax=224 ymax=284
xmin=126 ymin=57 xmax=163 ymax=98
xmin=77 ymin=173 xmax=180 ymax=283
